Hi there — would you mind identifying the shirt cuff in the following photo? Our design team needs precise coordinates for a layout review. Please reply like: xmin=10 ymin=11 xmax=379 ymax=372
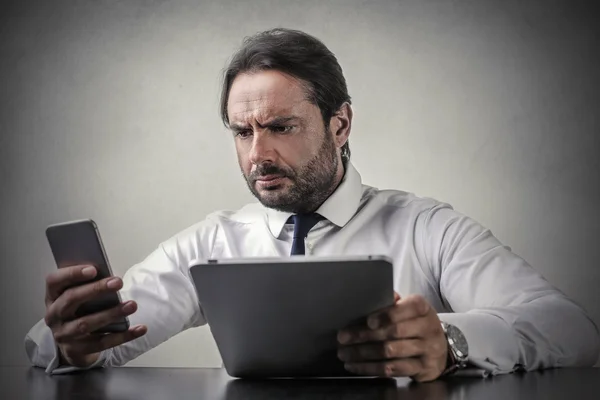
xmin=24 ymin=318 xmax=109 ymax=375
xmin=438 ymin=312 xmax=521 ymax=376
xmin=46 ymin=348 xmax=109 ymax=375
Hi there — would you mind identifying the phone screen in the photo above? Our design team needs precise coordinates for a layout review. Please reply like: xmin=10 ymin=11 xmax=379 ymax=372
xmin=46 ymin=219 xmax=129 ymax=333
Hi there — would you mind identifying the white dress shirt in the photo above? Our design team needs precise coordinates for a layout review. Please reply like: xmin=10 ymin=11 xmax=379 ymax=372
xmin=25 ymin=162 xmax=600 ymax=376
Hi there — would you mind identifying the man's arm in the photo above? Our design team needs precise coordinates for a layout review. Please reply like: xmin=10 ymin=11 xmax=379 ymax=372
xmin=421 ymin=204 xmax=600 ymax=374
xmin=25 ymin=224 xmax=212 ymax=374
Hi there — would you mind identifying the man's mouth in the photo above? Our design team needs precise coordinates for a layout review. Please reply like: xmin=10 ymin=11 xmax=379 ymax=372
xmin=257 ymin=174 xmax=283 ymax=182
xmin=255 ymin=175 xmax=286 ymax=188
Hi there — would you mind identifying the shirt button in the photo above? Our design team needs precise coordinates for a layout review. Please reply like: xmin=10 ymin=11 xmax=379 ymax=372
xmin=306 ymin=242 xmax=313 ymax=250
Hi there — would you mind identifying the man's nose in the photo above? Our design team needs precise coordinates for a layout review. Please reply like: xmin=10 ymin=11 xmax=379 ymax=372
xmin=248 ymin=132 xmax=275 ymax=165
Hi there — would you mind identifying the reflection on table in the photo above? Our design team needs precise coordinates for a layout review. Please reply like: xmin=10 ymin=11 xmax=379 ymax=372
xmin=0 ymin=366 xmax=596 ymax=400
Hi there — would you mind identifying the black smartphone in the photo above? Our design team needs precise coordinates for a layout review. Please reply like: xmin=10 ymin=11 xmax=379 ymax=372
xmin=45 ymin=219 xmax=129 ymax=333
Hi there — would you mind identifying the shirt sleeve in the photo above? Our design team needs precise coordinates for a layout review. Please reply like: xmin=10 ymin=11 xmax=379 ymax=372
xmin=420 ymin=203 xmax=600 ymax=375
xmin=103 ymin=242 xmax=207 ymax=367
xmin=24 ymin=221 xmax=215 ymax=374
xmin=24 ymin=318 xmax=109 ymax=374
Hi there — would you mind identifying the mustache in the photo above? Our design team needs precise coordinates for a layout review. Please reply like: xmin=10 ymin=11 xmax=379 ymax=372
xmin=249 ymin=164 xmax=293 ymax=181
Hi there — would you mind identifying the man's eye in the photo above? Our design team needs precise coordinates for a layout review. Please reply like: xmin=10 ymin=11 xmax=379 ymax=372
xmin=271 ymin=125 xmax=293 ymax=133
xmin=236 ymin=130 xmax=252 ymax=138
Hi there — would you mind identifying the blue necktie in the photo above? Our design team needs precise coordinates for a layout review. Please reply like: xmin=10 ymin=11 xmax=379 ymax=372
xmin=289 ymin=214 xmax=323 ymax=255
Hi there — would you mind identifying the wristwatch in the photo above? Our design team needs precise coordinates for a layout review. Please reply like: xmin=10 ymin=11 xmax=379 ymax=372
xmin=440 ymin=321 xmax=469 ymax=376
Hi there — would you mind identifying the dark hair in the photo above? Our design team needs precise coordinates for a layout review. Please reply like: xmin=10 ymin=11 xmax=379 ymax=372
xmin=219 ymin=28 xmax=351 ymax=163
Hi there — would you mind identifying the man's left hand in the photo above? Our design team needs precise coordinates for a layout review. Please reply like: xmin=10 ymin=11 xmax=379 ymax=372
xmin=336 ymin=293 xmax=448 ymax=382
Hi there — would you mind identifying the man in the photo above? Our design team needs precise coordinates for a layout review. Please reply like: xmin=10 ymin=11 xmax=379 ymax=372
xmin=25 ymin=28 xmax=599 ymax=382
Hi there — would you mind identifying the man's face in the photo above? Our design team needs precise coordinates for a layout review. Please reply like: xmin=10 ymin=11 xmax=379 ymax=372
xmin=227 ymin=70 xmax=341 ymax=213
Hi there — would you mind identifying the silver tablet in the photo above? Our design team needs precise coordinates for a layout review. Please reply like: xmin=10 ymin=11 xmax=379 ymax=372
xmin=189 ymin=255 xmax=394 ymax=378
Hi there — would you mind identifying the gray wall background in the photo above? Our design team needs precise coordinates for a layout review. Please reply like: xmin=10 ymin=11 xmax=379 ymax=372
xmin=1 ymin=0 xmax=599 ymax=368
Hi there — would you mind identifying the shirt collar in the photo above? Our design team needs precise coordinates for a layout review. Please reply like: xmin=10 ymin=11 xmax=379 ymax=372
xmin=265 ymin=162 xmax=364 ymax=238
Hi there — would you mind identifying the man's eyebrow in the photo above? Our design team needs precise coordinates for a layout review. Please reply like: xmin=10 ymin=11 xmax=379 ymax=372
xmin=229 ymin=116 xmax=300 ymax=131
xmin=230 ymin=123 xmax=249 ymax=131
xmin=263 ymin=116 xmax=299 ymax=126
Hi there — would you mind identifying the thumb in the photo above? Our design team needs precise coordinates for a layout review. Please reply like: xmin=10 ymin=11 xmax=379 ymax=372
xmin=394 ymin=291 xmax=401 ymax=303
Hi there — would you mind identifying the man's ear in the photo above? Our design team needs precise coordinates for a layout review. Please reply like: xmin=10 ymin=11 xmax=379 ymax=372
xmin=329 ymin=102 xmax=353 ymax=148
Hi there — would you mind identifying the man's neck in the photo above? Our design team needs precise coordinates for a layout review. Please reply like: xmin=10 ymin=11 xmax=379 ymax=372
xmin=304 ymin=161 xmax=346 ymax=214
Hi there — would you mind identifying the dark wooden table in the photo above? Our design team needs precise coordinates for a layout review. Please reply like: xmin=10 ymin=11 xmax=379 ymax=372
xmin=1 ymin=366 xmax=598 ymax=399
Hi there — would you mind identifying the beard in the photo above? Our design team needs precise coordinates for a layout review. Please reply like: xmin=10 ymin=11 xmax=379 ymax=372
xmin=243 ymin=129 xmax=340 ymax=213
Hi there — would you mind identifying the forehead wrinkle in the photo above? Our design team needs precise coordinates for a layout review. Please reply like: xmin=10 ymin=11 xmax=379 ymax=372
xmin=236 ymin=97 xmax=268 ymax=104
xmin=233 ymin=112 xmax=285 ymax=128
xmin=230 ymin=99 xmax=299 ymax=125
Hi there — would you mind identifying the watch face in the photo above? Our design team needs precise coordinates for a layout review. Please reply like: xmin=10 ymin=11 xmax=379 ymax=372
xmin=447 ymin=325 xmax=468 ymax=359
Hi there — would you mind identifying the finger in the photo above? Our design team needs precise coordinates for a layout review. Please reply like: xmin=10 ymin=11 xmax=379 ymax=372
xmin=338 ymin=316 xmax=430 ymax=345
xmin=338 ymin=339 xmax=424 ymax=362
xmin=394 ymin=292 xmax=400 ymax=303
xmin=344 ymin=357 xmax=422 ymax=378
xmin=46 ymin=276 xmax=123 ymax=323
xmin=53 ymin=301 xmax=138 ymax=343
xmin=67 ymin=325 xmax=147 ymax=355
xmin=46 ymin=265 xmax=99 ymax=302
xmin=367 ymin=294 xmax=431 ymax=330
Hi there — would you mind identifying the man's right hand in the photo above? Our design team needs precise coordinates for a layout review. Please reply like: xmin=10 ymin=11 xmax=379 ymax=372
xmin=44 ymin=264 xmax=147 ymax=368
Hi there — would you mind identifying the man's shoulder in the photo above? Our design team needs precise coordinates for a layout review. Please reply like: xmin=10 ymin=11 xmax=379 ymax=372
xmin=363 ymin=185 xmax=451 ymax=214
